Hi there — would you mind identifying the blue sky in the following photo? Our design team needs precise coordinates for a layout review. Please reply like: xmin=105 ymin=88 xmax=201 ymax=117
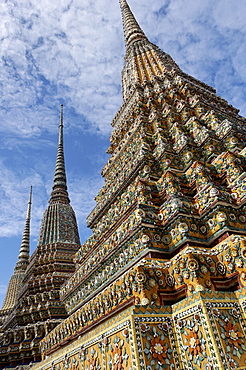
xmin=0 ymin=0 xmax=246 ymax=306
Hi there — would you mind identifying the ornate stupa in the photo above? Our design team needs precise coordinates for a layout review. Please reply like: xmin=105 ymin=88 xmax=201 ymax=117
xmin=26 ymin=1 xmax=246 ymax=369
xmin=0 ymin=105 xmax=81 ymax=367
xmin=1 ymin=1 xmax=246 ymax=369
xmin=0 ymin=187 xmax=32 ymax=320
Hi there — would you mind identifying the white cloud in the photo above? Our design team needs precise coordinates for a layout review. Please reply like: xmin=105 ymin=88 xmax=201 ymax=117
xmin=0 ymin=159 xmax=45 ymax=237
xmin=69 ymin=174 xmax=105 ymax=243
xmin=0 ymin=0 xmax=124 ymax=136
xmin=0 ymin=285 xmax=7 ymax=295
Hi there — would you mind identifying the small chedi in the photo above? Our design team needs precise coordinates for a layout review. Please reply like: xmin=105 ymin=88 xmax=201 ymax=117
xmin=1 ymin=0 xmax=246 ymax=369
xmin=0 ymin=105 xmax=81 ymax=366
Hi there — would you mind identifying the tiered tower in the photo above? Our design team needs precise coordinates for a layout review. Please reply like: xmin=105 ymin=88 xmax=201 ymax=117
xmin=31 ymin=1 xmax=246 ymax=370
xmin=0 ymin=105 xmax=81 ymax=368
xmin=0 ymin=187 xmax=32 ymax=324
xmin=2 ymin=0 xmax=246 ymax=369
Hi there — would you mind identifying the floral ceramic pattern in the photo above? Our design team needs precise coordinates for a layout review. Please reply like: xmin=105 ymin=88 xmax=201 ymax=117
xmin=212 ymin=308 xmax=246 ymax=368
xmin=177 ymin=313 xmax=210 ymax=370
xmin=85 ymin=348 xmax=101 ymax=370
xmin=41 ymin=235 xmax=246 ymax=356
xmin=140 ymin=321 xmax=174 ymax=369
xmin=107 ymin=331 xmax=132 ymax=370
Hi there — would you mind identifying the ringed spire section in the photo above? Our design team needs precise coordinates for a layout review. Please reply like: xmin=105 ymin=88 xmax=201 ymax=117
xmin=38 ymin=106 xmax=80 ymax=246
xmin=119 ymin=0 xmax=181 ymax=100
xmin=49 ymin=104 xmax=70 ymax=205
xmin=1 ymin=187 xmax=32 ymax=311
xmin=119 ymin=0 xmax=147 ymax=48
xmin=15 ymin=186 xmax=32 ymax=272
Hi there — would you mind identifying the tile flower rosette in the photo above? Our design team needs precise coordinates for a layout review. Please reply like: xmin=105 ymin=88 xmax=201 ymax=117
xmin=212 ymin=308 xmax=246 ymax=369
xmin=176 ymin=313 xmax=210 ymax=370
xmin=139 ymin=320 xmax=175 ymax=369
xmin=107 ymin=332 xmax=131 ymax=370
xmin=85 ymin=348 xmax=101 ymax=370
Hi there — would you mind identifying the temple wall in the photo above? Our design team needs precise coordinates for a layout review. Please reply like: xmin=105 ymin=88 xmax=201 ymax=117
xmin=32 ymin=288 xmax=246 ymax=370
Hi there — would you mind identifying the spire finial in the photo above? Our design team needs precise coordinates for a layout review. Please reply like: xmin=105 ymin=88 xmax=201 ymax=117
xmin=15 ymin=186 xmax=32 ymax=272
xmin=119 ymin=0 xmax=147 ymax=48
xmin=60 ymin=103 xmax=63 ymax=126
xmin=49 ymin=104 xmax=70 ymax=204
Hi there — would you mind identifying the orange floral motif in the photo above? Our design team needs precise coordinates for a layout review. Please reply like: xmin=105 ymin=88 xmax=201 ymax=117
xmin=150 ymin=338 xmax=167 ymax=363
xmin=88 ymin=357 xmax=97 ymax=370
xmin=71 ymin=363 xmax=79 ymax=370
xmin=186 ymin=330 xmax=201 ymax=356
xmin=87 ymin=351 xmax=99 ymax=370
xmin=224 ymin=322 xmax=243 ymax=348
xmin=228 ymin=357 xmax=237 ymax=368
xmin=111 ymin=344 xmax=124 ymax=370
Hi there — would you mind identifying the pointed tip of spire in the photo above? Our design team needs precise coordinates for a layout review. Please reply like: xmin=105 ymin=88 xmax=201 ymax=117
xmin=60 ymin=104 xmax=63 ymax=126
xmin=119 ymin=0 xmax=147 ymax=48
xmin=29 ymin=185 xmax=32 ymax=204
xmin=49 ymin=105 xmax=70 ymax=205
xmin=15 ymin=188 xmax=32 ymax=272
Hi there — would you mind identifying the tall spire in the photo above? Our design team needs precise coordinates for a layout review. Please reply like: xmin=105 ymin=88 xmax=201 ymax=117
xmin=38 ymin=105 xmax=79 ymax=246
xmin=49 ymin=104 xmax=70 ymax=204
xmin=118 ymin=0 xmax=181 ymax=100
xmin=1 ymin=188 xmax=32 ymax=310
xmin=119 ymin=0 xmax=148 ymax=48
xmin=15 ymin=186 xmax=32 ymax=272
